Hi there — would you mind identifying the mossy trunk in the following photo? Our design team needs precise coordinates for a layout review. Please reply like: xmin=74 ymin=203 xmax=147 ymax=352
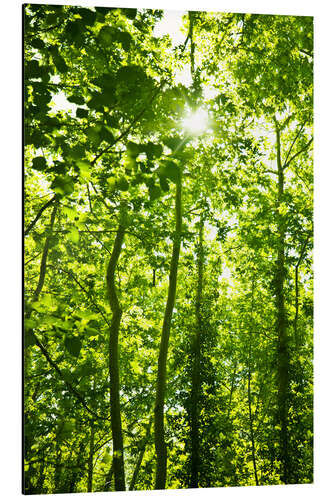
xmin=87 ymin=421 xmax=95 ymax=492
xmin=106 ymin=224 xmax=126 ymax=491
xmin=274 ymin=120 xmax=290 ymax=484
xmin=189 ymin=215 xmax=204 ymax=488
xmin=154 ymin=179 xmax=182 ymax=490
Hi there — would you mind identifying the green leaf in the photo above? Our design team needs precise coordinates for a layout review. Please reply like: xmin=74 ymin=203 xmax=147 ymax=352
xmin=64 ymin=336 xmax=82 ymax=357
xmin=53 ymin=54 xmax=68 ymax=74
xmin=68 ymin=144 xmax=86 ymax=160
xmin=100 ymin=125 xmax=114 ymax=143
xmin=86 ymin=327 xmax=100 ymax=337
xmin=117 ymin=31 xmax=132 ymax=51
xmin=144 ymin=142 xmax=163 ymax=160
xmin=117 ymin=177 xmax=129 ymax=191
xmin=159 ymin=175 xmax=170 ymax=192
xmin=149 ymin=184 xmax=162 ymax=201
xmin=127 ymin=141 xmax=142 ymax=157
xmin=30 ymin=38 xmax=45 ymax=50
xmin=85 ymin=125 xmax=102 ymax=145
xmin=79 ymin=8 xmax=96 ymax=26
xmin=68 ymin=95 xmax=85 ymax=105
xmin=26 ymin=60 xmax=48 ymax=79
xmin=51 ymin=175 xmax=74 ymax=196
xmin=25 ymin=329 xmax=36 ymax=347
xmin=63 ymin=420 xmax=75 ymax=434
xmin=32 ymin=156 xmax=47 ymax=171
xmin=98 ymin=26 xmax=115 ymax=45
xmin=162 ymin=161 xmax=180 ymax=183
xmin=116 ymin=65 xmax=146 ymax=85
xmin=76 ymin=160 xmax=91 ymax=181
xmin=76 ymin=107 xmax=89 ymax=118
xmin=68 ymin=227 xmax=80 ymax=244
xmin=121 ymin=8 xmax=137 ymax=20
xmin=62 ymin=206 xmax=77 ymax=221
xmin=79 ymin=362 xmax=96 ymax=377
xmin=65 ymin=20 xmax=81 ymax=40
xmin=163 ymin=136 xmax=185 ymax=151
xmin=102 ymin=452 xmax=112 ymax=464
xmin=107 ymin=177 xmax=117 ymax=190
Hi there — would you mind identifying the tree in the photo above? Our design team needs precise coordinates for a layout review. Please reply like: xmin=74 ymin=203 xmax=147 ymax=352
xmin=24 ymin=5 xmax=313 ymax=493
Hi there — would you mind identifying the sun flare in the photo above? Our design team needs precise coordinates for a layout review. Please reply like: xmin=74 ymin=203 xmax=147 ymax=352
xmin=182 ymin=108 xmax=209 ymax=135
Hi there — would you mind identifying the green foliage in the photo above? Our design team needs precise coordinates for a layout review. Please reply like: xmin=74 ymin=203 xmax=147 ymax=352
xmin=64 ymin=336 xmax=82 ymax=358
xmin=24 ymin=4 xmax=313 ymax=495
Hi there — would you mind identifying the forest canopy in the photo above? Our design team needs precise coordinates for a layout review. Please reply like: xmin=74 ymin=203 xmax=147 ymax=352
xmin=24 ymin=4 xmax=313 ymax=494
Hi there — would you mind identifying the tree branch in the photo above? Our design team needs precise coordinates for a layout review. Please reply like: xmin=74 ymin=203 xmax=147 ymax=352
xmin=84 ymin=224 xmax=112 ymax=255
xmin=91 ymin=81 xmax=166 ymax=166
xmin=283 ymin=137 xmax=313 ymax=170
xmin=282 ymin=120 xmax=306 ymax=168
xmin=25 ymin=195 xmax=56 ymax=236
xmin=32 ymin=201 xmax=58 ymax=302
xmin=26 ymin=329 xmax=108 ymax=421
xmin=54 ymin=265 xmax=111 ymax=328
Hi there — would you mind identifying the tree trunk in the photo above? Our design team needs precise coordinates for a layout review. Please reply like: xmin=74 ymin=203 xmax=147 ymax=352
xmin=294 ymin=234 xmax=310 ymax=348
xmin=36 ymin=452 xmax=45 ymax=493
xmin=189 ymin=215 xmax=204 ymax=488
xmin=87 ymin=421 xmax=95 ymax=492
xmin=106 ymin=224 xmax=126 ymax=491
xmin=129 ymin=416 xmax=153 ymax=490
xmin=24 ymin=201 xmax=58 ymax=493
xmin=54 ymin=435 xmax=63 ymax=493
xmin=104 ymin=461 xmax=114 ymax=491
xmin=274 ymin=119 xmax=290 ymax=484
xmin=67 ymin=441 xmax=85 ymax=493
xmin=247 ymin=280 xmax=259 ymax=486
xmin=154 ymin=179 xmax=182 ymax=490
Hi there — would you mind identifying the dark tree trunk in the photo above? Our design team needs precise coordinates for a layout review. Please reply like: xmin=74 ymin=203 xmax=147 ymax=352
xmin=87 ymin=421 xmax=95 ymax=492
xmin=67 ymin=441 xmax=85 ymax=493
xmin=36 ymin=452 xmax=45 ymax=493
xmin=104 ymin=461 xmax=114 ymax=491
xmin=54 ymin=435 xmax=63 ymax=493
xmin=106 ymin=223 xmax=126 ymax=491
xmin=274 ymin=119 xmax=290 ymax=484
xmin=247 ymin=279 xmax=259 ymax=485
xmin=154 ymin=179 xmax=182 ymax=490
xmin=294 ymin=234 xmax=310 ymax=348
xmin=129 ymin=416 xmax=153 ymax=490
xmin=24 ymin=202 xmax=58 ymax=494
xmin=189 ymin=215 xmax=204 ymax=488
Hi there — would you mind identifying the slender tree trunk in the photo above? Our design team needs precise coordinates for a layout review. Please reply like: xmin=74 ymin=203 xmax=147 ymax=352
xmin=247 ymin=367 xmax=259 ymax=485
xmin=129 ymin=416 xmax=153 ymax=490
xmin=87 ymin=378 xmax=97 ymax=492
xmin=189 ymin=215 xmax=204 ymax=488
xmin=154 ymin=179 xmax=182 ymax=490
xmin=294 ymin=234 xmax=310 ymax=348
xmin=106 ymin=224 xmax=126 ymax=491
xmin=247 ymin=280 xmax=259 ymax=486
xmin=24 ymin=201 xmax=58 ymax=494
xmin=67 ymin=441 xmax=85 ymax=493
xmin=36 ymin=452 xmax=45 ymax=493
xmin=247 ymin=348 xmax=259 ymax=486
xmin=227 ymin=363 xmax=237 ymax=419
xmin=24 ymin=195 xmax=56 ymax=236
xmin=189 ymin=12 xmax=196 ymax=76
xmin=24 ymin=200 xmax=58 ymax=369
xmin=104 ymin=460 xmax=114 ymax=491
xmin=54 ymin=435 xmax=63 ymax=493
xmin=274 ymin=119 xmax=290 ymax=484
xmin=87 ymin=421 xmax=95 ymax=492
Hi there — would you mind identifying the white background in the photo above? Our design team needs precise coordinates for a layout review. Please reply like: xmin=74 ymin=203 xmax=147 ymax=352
xmin=2 ymin=0 xmax=332 ymax=498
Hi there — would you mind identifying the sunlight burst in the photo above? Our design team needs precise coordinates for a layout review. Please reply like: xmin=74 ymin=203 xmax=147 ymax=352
xmin=182 ymin=108 xmax=209 ymax=135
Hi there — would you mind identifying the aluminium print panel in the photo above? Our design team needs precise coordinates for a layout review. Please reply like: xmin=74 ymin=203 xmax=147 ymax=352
xmin=24 ymin=2 xmax=313 ymax=494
